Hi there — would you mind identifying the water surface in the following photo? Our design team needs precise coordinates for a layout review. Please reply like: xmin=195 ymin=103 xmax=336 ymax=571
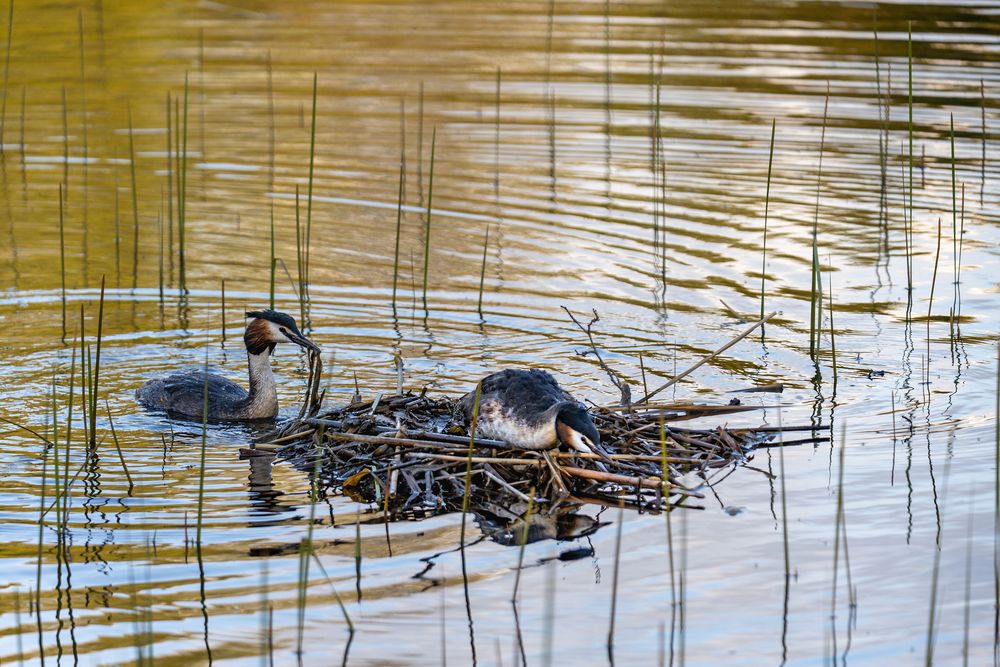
xmin=1 ymin=0 xmax=998 ymax=664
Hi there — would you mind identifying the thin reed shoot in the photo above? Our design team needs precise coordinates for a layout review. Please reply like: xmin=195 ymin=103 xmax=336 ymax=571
xmin=0 ymin=0 xmax=13 ymax=156
xmin=304 ymin=72 xmax=318 ymax=313
xmin=810 ymin=89 xmax=829 ymax=357
xmin=105 ymin=399 xmax=134 ymax=494
xmin=88 ymin=275 xmax=105 ymax=449
xmin=392 ymin=150 xmax=404 ymax=308
xmin=828 ymin=263 xmax=837 ymax=387
xmin=59 ymin=184 xmax=66 ymax=340
xmin=422 ymin=127 xmax=437 ymax=305
xmin=477 ymin=225 xmax=489 ymax=316
xmin=128 ymin=102 xmax=140 ymax=290
xmin=928 ymin=217 xmax=942 ymax=322
xmin=761 ymin=118 xmax=776 ymax=322
xmin=221 ymin=278 xmax=226 ymax=343
xmin=178 ymin=74 xmax=189 ymax=293
xmin=907 ymin=23 xmax=914 ymax=293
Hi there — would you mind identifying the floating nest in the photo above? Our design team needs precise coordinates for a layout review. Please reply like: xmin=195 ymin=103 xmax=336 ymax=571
xmin=245 ymin=390 xmax=822 ymax=528
xmin=241 ymin=311 xmax=825 ymax=538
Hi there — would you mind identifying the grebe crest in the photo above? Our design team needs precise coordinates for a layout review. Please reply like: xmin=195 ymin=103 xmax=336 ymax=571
xmin=136 ymin=309 xmax=319 ymax=421
xmin=460 ymin=369 xmax=606 ymax=458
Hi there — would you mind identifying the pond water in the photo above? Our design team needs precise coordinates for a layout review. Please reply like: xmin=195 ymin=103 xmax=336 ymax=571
xmin=0 ymin=0 xmax=998 ymax=664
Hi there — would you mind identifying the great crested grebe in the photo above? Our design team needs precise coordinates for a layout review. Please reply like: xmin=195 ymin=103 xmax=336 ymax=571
xmin=459 ymin=368 xmax=607 ymax=457
xmin=136 ymin=310 xmax=319 ymax=421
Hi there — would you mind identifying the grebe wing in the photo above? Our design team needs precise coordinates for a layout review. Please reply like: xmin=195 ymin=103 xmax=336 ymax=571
xmin=137 ymin=369 xmax=248 ymax=417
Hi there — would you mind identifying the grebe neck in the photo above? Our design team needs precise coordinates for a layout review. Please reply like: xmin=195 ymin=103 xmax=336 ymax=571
xmin=245 ymin=349 xmax=279 ymax=418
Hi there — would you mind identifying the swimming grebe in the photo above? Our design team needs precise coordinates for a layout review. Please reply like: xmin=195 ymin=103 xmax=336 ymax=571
xmin=459 ymin=369 xmax=606 ymax=457
xmin=136 ymin=310 xmax=319 ymax=421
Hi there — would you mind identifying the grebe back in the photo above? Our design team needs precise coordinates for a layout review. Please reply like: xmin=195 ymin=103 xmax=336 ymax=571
xmin=459 ymin=368 xmax=605 ymax=456
xmin=136 ymin=310 xmax=319 ymax=421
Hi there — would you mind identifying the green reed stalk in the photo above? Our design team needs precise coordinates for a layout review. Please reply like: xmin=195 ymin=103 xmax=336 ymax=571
xmin=305 ymin=72 xmax=317 ymax=300
xmin=994 ymin=342 xmax=999 ymax=643
xmin=760 ymin=118 xmax=776 ymax=321
xmin=928 ymin=217 xmax=942 ymax=322
xmin=310 ymin=552 xmax=354 ymax=631
xmin=59 ymin=184 xmax=66 ymax=339
xmin=18 ymin=84 xmax=24 ymax=181
xmin=981 ymin=79 xmax=986 ymax=207
xmin=114 ymin=172 xmax=121 ymax=287
xmin=267 ymin=51 xmax=274 ymax=190
xmin=79 ymin=306 xmax=89 ymax=446
xmin=494 ymin=68 xmax=501 ymax=200
xmin=198 ymin=29 xmax=205 ymax=165
xmin=104 ymin=399 xmax=133 ymax=493
xmin=221 ymin=278 xmax=226 ymax=343
xmin=165 ymin=92 xmax=174 ymax=286
xmin=422 ymin=127 xmax=436 ymax=305
xmin=88 ymin=276 xmax=104 ymax=449
xmin=417 ymin=82 xmax=424 ymax=204
xmin=907 ymin=23 xmax=914 ymax=293
xmin=157 ymin=209 xmax=164 ymax=301
xmin=828 ymin=265 xmax=837 ymax=387
xmin=178 ymin=74 xmax=189 ymax=293
xmin=950 ymin=114 xmax=957 ymax=291
xmin=269 ymin=203 xmax=275 ymax=309
xmin=295 ymin=185 xmax=304 ymax=325
xmin=77 ymin=10 xmax=88 ymax=215
xmin=61 ymin=86 xmax=68 ymax=195
xmin=957 ymin=184 xmax=966 ymax=322
xmin=391 ymin=151 xmax=404 ymax=307
xmin=460 ymin=382 xmax=482 ymax=545
xmin=128 ymin=102 xmax=140 ymax=290
xmin=196 ymin=351 xmax=209 ymax=551
xmin=35 ymin=447 xmax=46 ymax=665
xmin=0 ymin=0 xmax=13 ymax=156
xmin=65 ymin=329 xmax=76 ymax=465
xmin=874 ymin=24 xmax=887 ymax=228
xmin=50 ymin=372 xmax=61 ymax=573
xmin=510 ymin=486 xmax=536 ymax=602
xmin=810 ymin=90 xmax=829 ymax=357
xmin=477 ymin=225 xmax=489 ymax=316
xmin=603 ymin=0 xmax=611 ymax=137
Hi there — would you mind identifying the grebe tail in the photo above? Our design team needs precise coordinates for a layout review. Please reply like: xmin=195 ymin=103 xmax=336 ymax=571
xmin=136 ymin=309 xmax=319 ymax=421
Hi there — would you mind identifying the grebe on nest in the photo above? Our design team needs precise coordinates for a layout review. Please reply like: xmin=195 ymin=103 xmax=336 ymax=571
xmin=136 ymin=310 xmax=319 ymax=421
xmin=459 ymin=369 xmax=607 ymax=458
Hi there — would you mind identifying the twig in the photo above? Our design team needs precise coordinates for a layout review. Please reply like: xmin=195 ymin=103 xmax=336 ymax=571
xmin=635 ymin=311 xmax=779 ymax=403
xmin=562 ymin=305 xmax=632 ymax=405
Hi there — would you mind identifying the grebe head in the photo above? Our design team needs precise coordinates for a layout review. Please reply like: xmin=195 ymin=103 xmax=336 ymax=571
xmin=244 ymin=310 xmax=320 ymax=355
xmin=554 ymin=403 xmax=601 ymax=454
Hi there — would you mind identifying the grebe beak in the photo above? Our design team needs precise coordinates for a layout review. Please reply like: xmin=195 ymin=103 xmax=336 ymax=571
xmin=287 ymin=330 xmax=321 ymax=354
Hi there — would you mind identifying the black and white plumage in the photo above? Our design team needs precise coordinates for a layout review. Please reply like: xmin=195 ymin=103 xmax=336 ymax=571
xmin=136 ymin=310 xmax=319 ymax=421
xmin=459 ymin=369 xmax=604 ymax=456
